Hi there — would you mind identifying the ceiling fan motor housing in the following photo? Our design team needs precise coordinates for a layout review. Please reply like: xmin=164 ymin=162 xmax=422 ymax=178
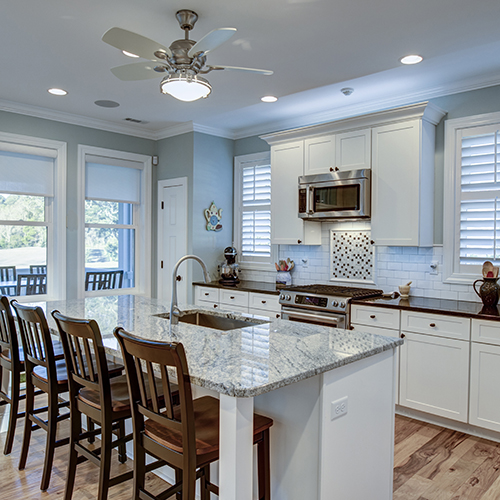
xmin=176 ymin=10 xmax=198 ymax=31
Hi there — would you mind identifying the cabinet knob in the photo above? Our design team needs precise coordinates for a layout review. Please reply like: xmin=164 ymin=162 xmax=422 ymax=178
xmin=204 ymin=292 xmax=209 ymax=296
xmin=400 ymin=333 xmax=406 ymax=338
xmin=262 ymin=300 xmax=266 ymax=304
xmin=329 ymin=167 xmax=334 ymax=172
xmin=176 ymin=275 xmax=182 ymax=281
xmin=335 ymin=166 xmax=340 ymax=171
xmin=276 ymin=313 xmax=280 ymax=318
xmin=214 ymin=304 xmax=218 ymax=308
xmin=370 ymin=315 xmax=376 ymax=319
xmin=430 ymin=323 xmax=436 ymax=327
xmin=297 ymin=239 xmax=302 ymax=244
xmin=230 ymin=296 xmax=235 ymax=300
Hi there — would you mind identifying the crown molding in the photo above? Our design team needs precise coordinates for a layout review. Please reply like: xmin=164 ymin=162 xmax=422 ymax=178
xmin=0 ymin=99 xmax=158 ymax=140
xmin=233 ymin=73 xmax=500 ymax=140
xmin=153 ymin=122 xmax=234 ymax=140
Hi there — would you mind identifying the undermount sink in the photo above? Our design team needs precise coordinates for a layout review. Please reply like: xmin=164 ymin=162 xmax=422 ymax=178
xmin=155 ymin=311 xmax=268 ymax=331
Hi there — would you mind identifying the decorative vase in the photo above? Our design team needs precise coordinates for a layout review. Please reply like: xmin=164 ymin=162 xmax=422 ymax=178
xmin=276 ymin=271 xmax=292 ymax=287
xmin=473 ymin=277 xmax=500 ymax=308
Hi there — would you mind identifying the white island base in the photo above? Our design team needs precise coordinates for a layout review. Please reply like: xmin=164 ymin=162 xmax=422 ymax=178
xmin=197 ymin=347 xmax=397 ymax=500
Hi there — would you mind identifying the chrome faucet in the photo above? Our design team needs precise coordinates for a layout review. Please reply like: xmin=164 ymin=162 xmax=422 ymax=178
xmin=170 ymin=255 xmax=211 ymax=327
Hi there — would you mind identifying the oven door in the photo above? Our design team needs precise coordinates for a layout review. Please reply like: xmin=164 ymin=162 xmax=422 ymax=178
xmin=281 ymin=306 xmax=346 ymax=329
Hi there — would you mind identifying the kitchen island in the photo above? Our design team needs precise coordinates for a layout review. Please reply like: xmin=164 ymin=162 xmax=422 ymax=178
xmin=34 ymin=295 xmax=402 ymax=500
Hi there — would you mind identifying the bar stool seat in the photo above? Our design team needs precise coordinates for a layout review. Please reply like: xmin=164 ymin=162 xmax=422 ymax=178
xmin=145 ymin=395 xmax=273 ymax=456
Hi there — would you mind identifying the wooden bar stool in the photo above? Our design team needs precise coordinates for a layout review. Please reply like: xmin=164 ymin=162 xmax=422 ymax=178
xmin=11 ymin=300 xmax=71 ymax=491
xmin=52 ymin=310 xmax=176 ymax=500
xmin=114 ymin=327 xmax=273 ymax=500
xmin=0 ymin=296 xmax=67 ymax=455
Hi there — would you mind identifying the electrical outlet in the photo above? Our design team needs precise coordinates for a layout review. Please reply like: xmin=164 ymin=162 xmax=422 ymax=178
xmin=430 ymin=260 xmax=438 ymax=275
xmin=301 ymin=257 xmax=309 ymax=268
xmin=331 ymin=396 xmax=348 ymax=420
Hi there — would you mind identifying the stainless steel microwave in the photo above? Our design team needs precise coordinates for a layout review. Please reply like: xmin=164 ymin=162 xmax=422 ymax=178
xmin=298 ymin=169 xmax=371 ymax=220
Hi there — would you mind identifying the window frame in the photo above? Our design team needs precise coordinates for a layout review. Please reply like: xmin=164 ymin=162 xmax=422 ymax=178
xmin=77 ymin=145 xmax=151 ymax=298
xmin=0 ymin=131 xmax=66 ymax=301
xmin=443 ymin=110 xmax=500 ymax=283
xmin=233 ymin=152 xmax=276 ymax=271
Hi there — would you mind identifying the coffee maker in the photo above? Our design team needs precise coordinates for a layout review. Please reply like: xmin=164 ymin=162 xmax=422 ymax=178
xmin=219 ymin=246 xmax=240 ymax=285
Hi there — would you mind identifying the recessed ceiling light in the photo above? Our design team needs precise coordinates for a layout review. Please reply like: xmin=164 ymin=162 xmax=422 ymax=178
xmin=261 ymin=95 xmax=278 ymax=103
xmin=122 ymin=50 xmax=139 ymax=58
xmin=48 ymin=88 xmax=68 ymax=96
xmin=340 ymin=87 xmax=354 ymax=96
xmin=400 ymin=54 xmax=423 ymax=65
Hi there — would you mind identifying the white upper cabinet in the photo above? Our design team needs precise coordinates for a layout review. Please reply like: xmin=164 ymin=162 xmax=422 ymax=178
xmin=270 ymin=141 xmax=321 ymax=245
xmin=335 ymin=128 xmax=371 ymax=171
xmin=304 ymin=135 xmax=335 ymax=176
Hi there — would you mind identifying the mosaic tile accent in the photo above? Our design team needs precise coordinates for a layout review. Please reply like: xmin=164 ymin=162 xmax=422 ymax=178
xmin=330 ymin=230 xmax=373 ymax=281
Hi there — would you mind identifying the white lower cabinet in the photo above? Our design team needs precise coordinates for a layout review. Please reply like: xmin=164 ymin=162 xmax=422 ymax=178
xmin=399 ymin=331 xmax=470 ymax=422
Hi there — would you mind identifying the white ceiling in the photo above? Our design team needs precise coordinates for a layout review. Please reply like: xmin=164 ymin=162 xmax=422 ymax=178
xmin=2 ymin=0 xmax=500 ymax=139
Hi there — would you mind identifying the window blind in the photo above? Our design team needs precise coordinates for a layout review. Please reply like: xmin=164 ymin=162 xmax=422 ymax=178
xmin=460 ymin=130 xmax=500 ymax=265
xmin=0 ymin=150 xmax=54 ymax=197
xmin=241 ymin=164 xmax=271 ymax=258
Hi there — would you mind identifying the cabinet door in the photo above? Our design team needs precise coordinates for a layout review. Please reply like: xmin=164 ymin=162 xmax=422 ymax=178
xmin=371 ymin=120 xmax=423 ymax=246
xmin=304 ymin=135 xmax=335 ymax=175
xmin=271 ymin=142 xmax=321 ymax=245
xmin=220 ymin=289 xmax=249 ymax=309
xmin=470 ymin=342 xmax=500 ymax=432
xmin=399 ymin=332 xmax=469 ymax=422
xmin=335 ymin=129 xmax=371 ymax=171
xmin=350 ymin=304 xmax=400 ymax=330
xmin=249 ymin=292 xmax=280 ymax=314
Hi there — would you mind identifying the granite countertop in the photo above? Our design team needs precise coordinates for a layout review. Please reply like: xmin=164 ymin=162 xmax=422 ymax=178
xmin=352 ymin=295 xmax=500 ymax=321
xmin=192 ymin=280 xmax=281 ymax=295
xmin=34 ymin=295 xmax=402 ymax=398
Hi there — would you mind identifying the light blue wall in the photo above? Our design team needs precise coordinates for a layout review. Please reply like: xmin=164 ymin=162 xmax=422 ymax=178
xmin=234 ymin=135 xmax=269 ymax=156
xmin=0 ymin=110 xmax=156 ymax=299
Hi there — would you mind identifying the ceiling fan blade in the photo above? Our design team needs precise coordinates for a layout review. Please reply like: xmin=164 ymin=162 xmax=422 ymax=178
xmin=102 ymin=27 xmax=172 ymax=60
xmin=110 ymin=62 xmax=167 ymax=81
xmin=187 ymin=28 xmax=237 ymax=57
xmin=210 ymin=65 xmax=273 ymax=76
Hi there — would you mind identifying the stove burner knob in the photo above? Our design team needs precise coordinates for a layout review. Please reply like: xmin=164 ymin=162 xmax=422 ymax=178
xmin=340 ymin=301 xmax=346 ymax=309
xmin=280 ymin=294 xmax=285 ymax=300
xmin=285 ymin=295 xmax=291 ymax=301
xmin=332 ymin=300 xmax=339 ymax=307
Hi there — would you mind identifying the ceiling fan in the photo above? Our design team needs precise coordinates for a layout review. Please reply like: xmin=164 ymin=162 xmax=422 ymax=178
xmin=102 ymin=9 xmax=273 ymax=102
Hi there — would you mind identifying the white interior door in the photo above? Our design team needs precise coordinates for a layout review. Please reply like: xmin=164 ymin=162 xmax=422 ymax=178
xmin=157 ymin=178 xmax=188 ymax=303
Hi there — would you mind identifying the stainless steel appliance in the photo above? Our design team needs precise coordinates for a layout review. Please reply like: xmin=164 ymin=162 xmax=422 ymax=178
xmin=279 ymin=284 xmax=383 ymax=328
xmin=298 ymin=169 xmax=371 ymax=221
xmin=218 ymin=246 xmax=240 ymax=285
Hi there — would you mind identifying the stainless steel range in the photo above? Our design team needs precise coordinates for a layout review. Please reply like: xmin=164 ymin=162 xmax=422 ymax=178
xmin=279 ymin=284 xmax=383 ymax=329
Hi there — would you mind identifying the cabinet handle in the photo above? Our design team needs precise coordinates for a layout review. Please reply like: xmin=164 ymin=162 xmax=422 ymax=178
xmin=276 ymin=313 xmax=280 ymax=318
xmin=204 ymin=292 xmax=209 ymax=296
xmin=214 ymin=304 xmax=218 ymax=308
xmin=430 ymin=323 xmax=436 ymax=327
xmin=370 ymin=315 xmax=376 ymax=319
xmin=230 ymin=296 xmax=235 ymax=300
xmin=335 ymin=166 xmax=340 ymax=171
xmin=400 ymin=333 xmax=406 ymax=338
xmin=298 ymin=239 xmax=302 ymax=244
xmin=329 ymin=167 xmax=334 ymax=172
xmin=262 ymin=300 xmax=267 ymax=304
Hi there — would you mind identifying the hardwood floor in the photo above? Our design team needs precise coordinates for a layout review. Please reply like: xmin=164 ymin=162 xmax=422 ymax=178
xmin=394 ymin=415 xmax=500 ymax=500
xmin=3 ymin=400 xmax=500 ymax=499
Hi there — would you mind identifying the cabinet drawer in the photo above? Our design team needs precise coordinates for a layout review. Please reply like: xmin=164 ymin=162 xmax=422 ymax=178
xmin=196 ymin=286 xmax=219 ymax=303
xmin=249 ymin=292 xmax=280 ymax=313
xmin=350 ymin=323 xmax=400 ymax=339
xmin=252 ymin=308 xmax=282 ymax=321
xmin=350 ymin=305 xmax=400 ymax=330
xmin=217 ymin=304 xmax=249 ymax=315
xmin=472 ymin=319 xmax=500 ymax=345
xmin=220 ymin=289 xmax=249 ymax=308
xmin=401 ymin=311 xmax=470 ymax=340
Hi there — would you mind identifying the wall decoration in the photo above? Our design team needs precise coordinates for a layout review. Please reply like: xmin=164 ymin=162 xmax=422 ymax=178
xmin=330 ymin=230 xmax=374 ymax=282
xmin=204 ymin=201 xmax=223 ymax=231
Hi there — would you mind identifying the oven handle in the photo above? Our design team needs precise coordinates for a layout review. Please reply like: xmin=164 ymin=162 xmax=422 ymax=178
xmin=307 ymin=185 xmax=314 ymax=214
xmin=281 ymin=308 xmax=345 ymax=328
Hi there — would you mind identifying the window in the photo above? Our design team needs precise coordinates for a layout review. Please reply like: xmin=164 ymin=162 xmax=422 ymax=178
xmin=0 ymin=133 xmax=66 ymax=300
xmin=234 ymin=152 xmax=276 ymax=269
xmin=78 ymin=146 xmax=151 ymax=297
xmin=444 ymin=111 xmax=500 ymax=282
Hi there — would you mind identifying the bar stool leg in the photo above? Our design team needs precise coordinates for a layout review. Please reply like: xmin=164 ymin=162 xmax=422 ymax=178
xmin=133 ymin=437 xmax=146 ymax=500
xmin=175 ymin=469 xmax=183 ymax=500
xmin=200 ymin=465 xmax=210 ymax=500
xmin=18 ymin=375 xmax=34 ymax=470
xmin=257 ymin=429 xmax=271 ymax=500
xmin=40 ymin=391 xmax=58 ymax=491
xmin=3 ymin=369 xmax=20 ymax=455
xmin=64 ymin=408 xmax=81 ymax=500
xmin=117 ymin=419 xmax=127 ymax=464
xmin=97 ymin=423 xmax=112 ymax=500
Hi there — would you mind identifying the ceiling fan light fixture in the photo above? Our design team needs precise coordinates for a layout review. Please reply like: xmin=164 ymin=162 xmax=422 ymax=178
xmin=160 ymin=74 xmax=212 ymax=102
